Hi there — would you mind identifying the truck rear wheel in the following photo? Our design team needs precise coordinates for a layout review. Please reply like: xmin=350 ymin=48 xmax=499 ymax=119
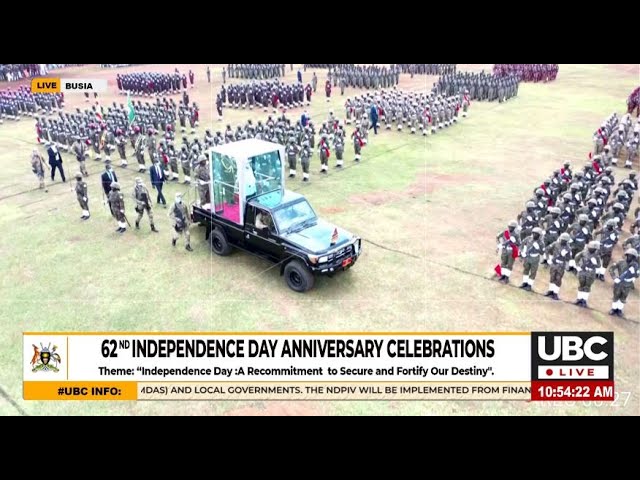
xmin=284 ymin=260 xmax=315 ymax=293
xmin=209 ymin=229 xmax=232 ymax=256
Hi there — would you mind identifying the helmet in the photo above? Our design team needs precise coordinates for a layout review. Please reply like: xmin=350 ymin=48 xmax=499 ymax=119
xmin=629 ymin=171 xmax=637 ymax=178
xmin=578 ymin=214 xmax=589 ymax=222
xmin=587 ymin=241 xmax=600 ymax=250
xmin=110 ymin=182 xmax=120 ymax=190
xmin=532 ymin=227 xmax=544 ymax=235
xmin=535 ymin=188 xmax=544 ymax=195
xmin=613 ymin=202 xmax=624 ymax=210
xmin=508 ymin=220 xmax=518 ymax=228
xmin=624 ymin=248 xmax=638 ymax=259
xmin=526 ymin=201 xmax=535 ymax=209
xmin=549 ymin=207 xmax=561 ymax=214
xmin=559 ymin=233 xmax=571 ymax=242
xmin=75 ymin=172 xmax=82 ymax=179
xmin=562 ymin=193 xmax=572 ymax=201
xmin=606 ymin=219 xmax=617 ymax=228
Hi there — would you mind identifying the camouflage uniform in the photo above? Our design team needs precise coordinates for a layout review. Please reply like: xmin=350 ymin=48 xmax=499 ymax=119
xmin=108 ymin=182 xmax=127 ymax=233
xmin=170 ymin=194 xmax=192 ymax=251
xmin=574 ymin=241 xmax=601 ymax=307
xmin=300 ymin=142 xmax=311 ymax=182
xmin=609 ymin=249 xmax=639 ymax=317
xmin=132 ymin=179 xmax=157 ymax=232
xmin=544 ymin=233 xmax=572 ymax=300
xmin=75 ymin=173 xmax=90 ymax=220
xmin=286 ymin=141 xmax=299 ymax=178
xmin=72 ymin=139 xmax=89 ymax=177
xmin=194 ymin=156 xmax=211 ymax=206
xmin=519 ymin=228 xmax=544 ymax=291
xmin=31 ymin=150 xmax=47 ymax=190
xmin=495 ymin=221 xmax=520 ymax=283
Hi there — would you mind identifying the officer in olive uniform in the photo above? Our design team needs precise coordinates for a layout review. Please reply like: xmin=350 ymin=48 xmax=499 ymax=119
xmin=544 ymin=232 xmax=572 ymax=300
xmin=132 ymin=177 xmax=158 ymax=232
xmin=72 ymin=137 xmax=89 ymax=177
xmin=519 ymin=227 xmax=544 ymax=291
xmin=608 ymin=248 xmax=639 ymax=317
xmin=286 ymin=140 xmax=299 ymax=178
xmin=75 ymin=172 xmax=90 ymax=220
xmin=592 ymin=219 xmax=619 ymax=281
xmin=567 ymin=214 xmax=592 ymax=272
xmin=169 ymin=193 xmax=192 ymax=251
xmin=574 ymin=241 xmax=601 ymax=307
xmin=300 ymin=141 xmax=311 ymax=182
xmin=194 ymin=155 xmax=211 ymax=206
xmin=108 ymin=182 xmax=127 ymax=234
xmin=495 ymin=220 xmax=520 ymax=284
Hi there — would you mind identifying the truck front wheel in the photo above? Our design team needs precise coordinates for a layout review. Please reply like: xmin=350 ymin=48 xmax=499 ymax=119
xmin=284 ymin=260 xmax=315 ymax=292
xmin=209 ymin=229 xmax=232 ymax=256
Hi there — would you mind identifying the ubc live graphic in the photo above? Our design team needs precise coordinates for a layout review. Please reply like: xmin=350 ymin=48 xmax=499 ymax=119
xmin=22 ymin=332 xmax=614 ymax=402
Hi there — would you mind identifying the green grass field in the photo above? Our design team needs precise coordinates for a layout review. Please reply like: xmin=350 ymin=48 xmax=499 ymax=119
xmin=0 ymin=64 xmax=638 ymax=416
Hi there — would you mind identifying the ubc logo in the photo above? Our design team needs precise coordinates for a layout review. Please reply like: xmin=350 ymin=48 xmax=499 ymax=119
xmin=537 ymin=335 xmax=608 ymax=362
xmin=531 ymin=332 xmax=614 ymax=381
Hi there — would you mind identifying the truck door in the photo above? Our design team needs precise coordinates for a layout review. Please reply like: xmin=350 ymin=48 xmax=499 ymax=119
xmin=245 ymin=205 xmax=283 ymax=261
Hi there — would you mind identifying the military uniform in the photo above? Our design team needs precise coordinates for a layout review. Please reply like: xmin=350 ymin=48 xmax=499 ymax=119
xmin=74 ymin=173 xmax=90 ymax=220
xmin=495 ymin=222 xmax=520 ymax=283
xmin=108 ymin=182 xmax=127 ymax=233
xmin=608 ymin=249 xmax=640 ymax=317
xmin=286 ymin=141 xmax=299 ymax=178
xmin=300 ymin=143 xmax=311 ymax=182
xmin=72 ymin=139 xmax=89 ymax=177
xmin=544 ymin=233 xmax=572 ymax=300
xmin=574 ymin=242 xmax=601 ymax=307
xmin=31 ymin=150 xmax=47 ymax=190
xmin=519 ymin=228 xmax=544 ymax=291
xmin=170 ymin=194 xmax=192 ymax=251
xmin=194 ymin=156 xmax=211 ymax=206
xmin=319 ymin=136 xmax=330 ymax=173
xmin=132 ymin=180 xmax=157 ymax=232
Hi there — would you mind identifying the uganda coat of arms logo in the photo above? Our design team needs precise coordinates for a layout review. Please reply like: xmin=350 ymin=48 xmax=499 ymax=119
xmin=30 ymin=343 xmax=62 ymax=373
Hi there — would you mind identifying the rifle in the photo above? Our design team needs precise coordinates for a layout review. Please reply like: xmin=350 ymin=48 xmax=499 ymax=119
xmin=122 ymin=212 xmax=132 ymax=228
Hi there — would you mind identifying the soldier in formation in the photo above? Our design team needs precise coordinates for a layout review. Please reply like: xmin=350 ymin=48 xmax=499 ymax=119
xmin=117 ymin=72 xmax=185 ymax=96
xmin=328 ymin=65 xmax=401 ymax=90
xmin=593 ymin=113 xmax=639 ymax=168
xmin=493 ymin=64 xmax=559 ymax=82
xmin=435 ymin=71 xmax=520 ymax=102
xmin=1 ymin=86 xmax=64 ymax=121
xmin=398 ymin=64 xmax=457 ymax=75
xmin=494 ymin=148 xmax=639 ymax=314
xmin=227 ymin=64 xmax=284 ymax=79
xmin=223 ymin=81 xmax=307 ymax=112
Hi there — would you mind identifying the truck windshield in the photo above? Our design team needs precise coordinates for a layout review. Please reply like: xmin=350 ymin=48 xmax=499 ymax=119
xmin=274 ymin=200 xmax=317 ymax=233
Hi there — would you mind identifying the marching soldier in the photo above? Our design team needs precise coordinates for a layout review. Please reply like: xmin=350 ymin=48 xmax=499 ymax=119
xmin=180 ymin=145 xmax=191 ymax=184
xmin=194 ymin=155 xmax=211 ymax=206
xmin=134 ymin=128 xmax=146 ymax=172
xmin=608 ymin=248 xmax=639 ymax=317
xmin=352 ymin=128 xmax=363 ymax=162
xmin=300 ymin=141 xmax=311 ymax=182
xmin=286 ymin=139 xmax=299 ymax=178
xmin=30 ymin=148 xmax=48 ymax=191
xmin=544 ymin=232 xmax=572 ymax=300
xmin=132 ymin=177 xmax=158 ymax=232
xmin=115 ymin=130 xmax=128 ymax=168
xmin=540 ymin=206 xmax=563 ymax=264
xmin=334 ymin=132 xmax=345 ymax=168
xmin=517 ymin=201 xmax=538 ymax=240
xmin=574 ymin=241 xmax=601 ymax=307
xmin=108 ymin=182 xmax=127 ymax=234
xmin=495 ymin=220 xmax=520 ymax=284
xmin=169 ymin=193 xmax=193 ymax=252
xmin=519 ymin=227 xmax=544 ymax=291
xmin=319 ymin=134 xmax=330 ymax=174
xmin=593 ymin=219 xmax=619 ymax=281
xmin=72 ymin=137 xmax=89 ymax=177
xmin=74 ymin=172 xmax=90 ymax=220
xmin=567 ymin=214 xmax=592 ymax=272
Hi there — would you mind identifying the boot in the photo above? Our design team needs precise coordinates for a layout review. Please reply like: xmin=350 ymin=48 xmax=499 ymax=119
xmin=519 ymin=283 xmax=527 ymax=289
xmin=135 ymin=220 xmax=140 ymax=230
xmin=551 ymin=293 xmax=559 ymax=301
xmin=116 ymin=227 xmax=123 ymax=233
xmin=522 ymin=284 xmax=532 ymax=292
xmin=172 ymin=239 xmax=177 ymax=247
xmin=609 ymin=309 xmax=618 ymax=316
xmin=186 ymin=245 xmax=193 ymax=252
xmin=544 ymin=290 xmax=554 ymax=297
xmin=151 ymin=225 xmax=158 ymax=232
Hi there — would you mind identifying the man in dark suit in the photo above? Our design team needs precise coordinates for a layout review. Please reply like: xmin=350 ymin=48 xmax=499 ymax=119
xmin=46 ymin=142 xmax=66 ymax=182
xmin=150 ymin=157 xmax=167 ymax=206
xmin=101 ymin=160 xmax=118 ymax=196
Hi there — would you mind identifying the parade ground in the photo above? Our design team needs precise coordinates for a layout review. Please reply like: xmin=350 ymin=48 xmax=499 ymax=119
xmin=0 ymin=64 xmax=637 ymax=415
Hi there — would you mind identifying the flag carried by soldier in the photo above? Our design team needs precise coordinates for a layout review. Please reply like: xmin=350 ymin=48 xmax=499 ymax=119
xmin=127 ymin=92 xmax=136 ymax=125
